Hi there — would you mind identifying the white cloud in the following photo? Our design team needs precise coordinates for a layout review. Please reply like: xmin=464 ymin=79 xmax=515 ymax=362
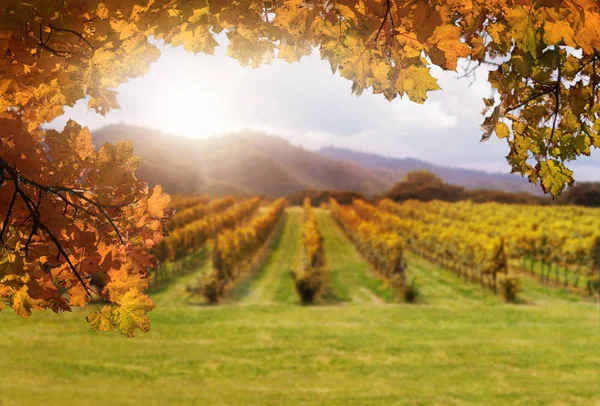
xmin=47 ymin=41 xmax=600 ymax=182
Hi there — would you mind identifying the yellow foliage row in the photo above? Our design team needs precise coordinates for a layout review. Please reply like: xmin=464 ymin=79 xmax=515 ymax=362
xmin=195 ymin=199 xmax=288 ymax=302
xmin=170 ymin=194 xmax=210 ymax=211
xmin=330 ymin=199 xmax=405 ymax=281
xmin=292 ymin=198 xmax=327 ymax=303
xmin=211 ymin=198 xmax=287 ymax=283
xmin=381 ymin=199 xmax=600 ymax=276
xmin=377 ymin=199 xmax=510 ymax=291
xmin=169 ymin=196 xmax=236 ymax=231
xmin=154 ymin=197 xmax=261 ymax=263
xmin=301 ymin=198 xmax=326 ymax=272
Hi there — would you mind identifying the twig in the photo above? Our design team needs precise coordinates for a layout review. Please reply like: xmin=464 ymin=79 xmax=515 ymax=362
xmin=49 ymin=25 xmax=94 ymax=49
xmin=373 ymin=0 xmax=391 ymax=44
xmin=549 ymin=49 xmax=561 ymax=142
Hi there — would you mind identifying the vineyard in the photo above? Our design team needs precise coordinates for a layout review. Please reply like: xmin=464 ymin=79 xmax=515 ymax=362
xmin=2 ymin=194 xmax=600 ymax=404
xmin=145 ymin=195 xmax=600 ymax=305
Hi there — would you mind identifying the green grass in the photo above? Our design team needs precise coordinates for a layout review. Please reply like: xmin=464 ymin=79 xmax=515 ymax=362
xmin=514 ymin=257 xmax=596 ymax=294
xmin=1 ymin=210 xmax=599 ymax=405
xmin=316 ymin=209 xmax=398 ymax=303
xmin=237 ymin=208 xmax=301 ymax=304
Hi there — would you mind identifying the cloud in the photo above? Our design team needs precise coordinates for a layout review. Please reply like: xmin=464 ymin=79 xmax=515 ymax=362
xmin=47 ymin=41 xmax=600 ymax=182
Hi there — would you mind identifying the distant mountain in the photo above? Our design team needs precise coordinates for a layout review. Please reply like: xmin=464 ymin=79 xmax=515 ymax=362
xmin=92 ymin=124 xmax=390 ymax=197
xmin=319 ymin=146 xmax=542 ymax=194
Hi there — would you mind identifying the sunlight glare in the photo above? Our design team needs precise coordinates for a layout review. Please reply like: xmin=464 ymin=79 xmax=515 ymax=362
xmin=154 ymin=67 xmax=228 ymax=138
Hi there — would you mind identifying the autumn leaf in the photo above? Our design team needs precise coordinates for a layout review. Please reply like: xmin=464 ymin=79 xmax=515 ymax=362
xmin=112 ymin=289 xmax=155 ymax=337
xmin=543 ymin=15 xmax=575 ymax=46
xmin=146 ymin=185 xmax=171 ymax=219
xmin=396 ymin=65 xmax=440 ymax=104
xmin=536 ymin=160 xmax=574 ymax=197
xmin=505 ymin=6 xmax=538 ymax=57
xmin=428 ymin=25 xmax=470 ymax=70
xmin=87 ymin=305 xmax=116 ymax=333
xmin=12 ymin=289 xmax=32 ymax=317
xmin=495 ymin=122 xmax=510 ymax=139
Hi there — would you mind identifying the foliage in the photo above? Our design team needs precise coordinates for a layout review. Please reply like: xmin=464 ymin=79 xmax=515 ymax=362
xmin=385 ymin=171 xmax=466 ymax=203
xmin=558 ymin=182 xmax=600 ymax=207
xmin=154 ymin=197 xmax=260 ymax=263
xmin=0 ymin=118 xmax=171 ymax=336
xmin=377 ymin=199 xmax=510 ymax=293
xmin=330 ymin=199 xmax=406 ymax=287
xmin=287 ymin=189 xmax=366 ymax=207
xmin=382 ymin=199 xmax=600 ymax=291
xmin=4 ymin=0 xmax=600 ymax=332
xmin=497 ymin=273 xmax=522 ymax=303
xmin=385 ymin=170 xmax=547 ymax=205
xmin=170 ymin=194 xmax=210 ymax=211
xmin=292 ymin=198 xmax=327 ymax=304
xmin=195 ymin=272 xmax=225 ymax=304
xmin=168 ymin=196 xmax=235 ymax=231
xmin=195 ymin=198 xmax=287 ymax=302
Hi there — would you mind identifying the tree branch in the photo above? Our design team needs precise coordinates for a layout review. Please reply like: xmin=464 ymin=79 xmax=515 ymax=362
xmin=48 ymin=25 xmax=94 ymax=49
xmin=373 ymin=0 xmax=391 ymax=44
xmin=549 ymin=49 xmax=562 ymax=143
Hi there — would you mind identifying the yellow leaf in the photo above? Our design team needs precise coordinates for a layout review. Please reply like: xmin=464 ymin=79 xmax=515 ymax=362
xmin=543 ymin=15 xmax=575 ymax=46
xmin=396 ymin=65 xmax=440 ymax=104
xmin=495 ymin=122 xmax=510 ymax=139
xmin=147 ymin=185 xmax=171 ymax=219
xmin=12 ymin=290 xmax=32 ymax=317
xmin=68 ymin=283 xmax=91 ymax=307
xmin=574 ymin=10 xmax=600 ymax=53
xmin=537 ymin=160 xmax=574 ymax=197
xmin=87 ymin=305 xmax=116 ymax=333
xmin=113 ymin=289 xmax=155 ymax=337
xmin=428 ymin=25 xmax=470 ymax=70
xmin=505 ymin=6 xmax=538 ymax=57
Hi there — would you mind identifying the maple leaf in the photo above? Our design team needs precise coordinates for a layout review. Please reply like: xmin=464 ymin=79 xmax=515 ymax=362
xmin=396 ymin=65 xmax=440 ymax=104
xmin=543 ymin=15 xmax=576 ymax=46
xmin=12 ymin=289 xmax=33 ymax=317
xmin=505 ymin=6 xmax=538 ymax=57
xmin=428 ymin=25 xmax=470 ymax=71
xmin=87 ymin=305 xmax=116 ymax=333
xmin=574 ymin=10 xmax=600 ymax=53
xmin=68 ymin=283 xmax=91 ymax=308
xmin=112 ymin=288 xmax=155 ymax=337
xmin=536 ymin=160 xmax=574 ymax=197
xmin=146 ymin=185 xmax=172 ymax=219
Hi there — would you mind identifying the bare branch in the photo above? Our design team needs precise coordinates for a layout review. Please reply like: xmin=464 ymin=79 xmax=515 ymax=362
xmin=49 ymin=25 xmax=94 ymax=49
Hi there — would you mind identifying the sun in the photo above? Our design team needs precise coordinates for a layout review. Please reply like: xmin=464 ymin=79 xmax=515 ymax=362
xmin=155 ymin=75 xmax=229 ymax=138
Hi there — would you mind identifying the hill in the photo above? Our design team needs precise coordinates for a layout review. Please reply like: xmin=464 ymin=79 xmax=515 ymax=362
xmin=92 ymin=124 xmax=390 ymax=197
xmin=319 ymin=146 xmax=542 ymax=194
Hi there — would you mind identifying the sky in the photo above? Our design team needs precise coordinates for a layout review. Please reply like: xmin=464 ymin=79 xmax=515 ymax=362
xmin=47 ymin=40 xmax=600 ymax=182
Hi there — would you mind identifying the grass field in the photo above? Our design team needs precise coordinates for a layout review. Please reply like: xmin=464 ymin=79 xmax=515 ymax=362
xmin=1 ymin=208 xmax=599 ymax=405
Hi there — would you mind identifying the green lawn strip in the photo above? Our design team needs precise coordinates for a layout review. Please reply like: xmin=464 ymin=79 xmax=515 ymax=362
xmin=149 ymin=253 xmax=211 ymax=307
xmin=514 ymin=257 xmax=595 ymax=295
xmin=148 ymin=250 xmax=207 ymax=292
xmin=272 ymin=208 xmax=304 ymax=304
xmin=407 ymin=252 xmax=590 ymax=306
xmin=316 ymin=209 xmax=397 ymax=303
xmin=405 ymin=252 xmax=498 ymax=305
xmin=239 ymin=208 xmax=302 ymax=305
xmin=1 ymin=300 xmax=599 ymax=405
xmin=515 ymin=272 xmax=591 ymax=304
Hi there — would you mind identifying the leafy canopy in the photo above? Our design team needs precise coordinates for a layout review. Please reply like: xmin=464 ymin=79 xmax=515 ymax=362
xmin=2 ymin=0 xmax=600 ymax=334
